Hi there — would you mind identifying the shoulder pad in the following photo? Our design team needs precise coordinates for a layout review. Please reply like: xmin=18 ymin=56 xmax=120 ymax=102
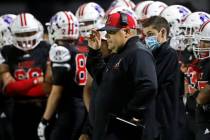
xmin=49 ymin=44 xmax=71 ymax=62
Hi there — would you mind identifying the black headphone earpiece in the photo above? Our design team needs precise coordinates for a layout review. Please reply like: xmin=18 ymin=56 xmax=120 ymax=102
xmin=119 ymin=12 xmax=128 ymax=26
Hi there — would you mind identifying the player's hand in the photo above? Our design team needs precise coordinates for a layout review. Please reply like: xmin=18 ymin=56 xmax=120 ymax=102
xmin=88 ymin=30 xmax=101 ymax=50
xmin=34 ymin=77 xmax=44 ymax=85
xmin=37 ymin=118 xmax=49 ymax=140
xmin=79 ymin=134 xmax=90 ymax=140
xmin=180 ymin=62 xmax=188 ymax=73
xmin=37 ymin=77 xmax=44 ymax=84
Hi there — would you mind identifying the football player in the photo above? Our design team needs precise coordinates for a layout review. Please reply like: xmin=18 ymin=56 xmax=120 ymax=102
xmin=76 ymin=3 xmax=106 ymax=140
xmin=160 ymin=5 xmax=193 ymax=140
xmin=37 ymin=11 xmax=87 ymax=140
xmin=181 ymin=12 xmax=210 ymax=140
xmin=0 ymin=13 xmax=52 ymax=140
xmin=193 ymin=20 xmax=210 ymax=140
xmin=0 ymin=14 xmax=16 ymax=140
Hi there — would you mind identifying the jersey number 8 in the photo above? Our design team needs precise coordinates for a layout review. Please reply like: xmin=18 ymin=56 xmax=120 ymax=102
xmin=75 ymin=54 xmax=87 ymax=85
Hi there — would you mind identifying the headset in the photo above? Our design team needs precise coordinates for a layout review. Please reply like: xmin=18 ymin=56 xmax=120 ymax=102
xmin=119 ymin=12 xmax=128 ymax=26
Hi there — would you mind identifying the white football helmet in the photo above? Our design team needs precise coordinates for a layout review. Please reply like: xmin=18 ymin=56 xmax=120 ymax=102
xmin=10 ymin=13 xmax=43 ymax=51
xmin=178 ymin=12 xmax=210 ymax=49
xmin=160 ymin=5 xmax=192 ymax=50
xmin=0 ymin=14 xmax=16 ymax=48
xmin=134 ymin=1 xmax=154 ymax=38
xmin=47 ymin=11 xmax=79 ymax=44
xmin=143 ymin=1 xmax=168 ymax=19
xmin=180 ymin=12 xmax=210 ymax=37
xmin=135 ymin=1 xmax=154 ymax=21
xmin=109 ymin=0 xmax=135 ymax=10
xmin=160 ymin=5 xmax=191 ymax=36
xmin=1 ymin=14 xmax=16 ymax=25
xmin=105 ymin=6 xmax=137 ymax=20
xmin=193 ymin=20 xmax=210 ymax=59
xmin=76 ymin=2 xmax=105 ymax=37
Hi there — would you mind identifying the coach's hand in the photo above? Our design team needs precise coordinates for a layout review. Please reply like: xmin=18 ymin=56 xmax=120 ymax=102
xmin=88 ymin=30 xmax=101 ymax=50
xmin=79 ymin=134 xmax=90 ymax=140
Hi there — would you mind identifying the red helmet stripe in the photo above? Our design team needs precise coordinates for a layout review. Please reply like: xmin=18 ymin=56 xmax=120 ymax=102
xmin=182 ymin=14 xmax=189 ymax=23
xmin=80 ymin=4 xmax=86 ymax=16
xmin=200 ymin=20 xmax=210 ymax=32
xmin=23 ymin=13 xmax=27 ymax=26
xmin=20 ymin=14 xmax=23 ymax=26
xmin=79 ymin=6 xmax=82 ymax=16
xmin=122 ymin=0 xmax=130 ymax=7
xmin=68 ymin=14 xmax=74 ymax=35
xmin=64 ymin=12 xmax=71 ymax=35
xmin=143 ymin=3 xmax=152 ymax=16
xmin=79 ymin=5 xmax=83 ymax=16
xmin=159 ymin=7 xmax=166 ymax=16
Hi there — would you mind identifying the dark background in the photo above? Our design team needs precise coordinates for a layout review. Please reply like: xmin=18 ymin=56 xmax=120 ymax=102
xmin=1 ymin=0 xmax=209 ymax=31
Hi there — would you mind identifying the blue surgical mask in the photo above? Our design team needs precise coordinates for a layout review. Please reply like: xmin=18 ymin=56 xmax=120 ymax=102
xmin=144 ymin=36 xmax=160 ymax=50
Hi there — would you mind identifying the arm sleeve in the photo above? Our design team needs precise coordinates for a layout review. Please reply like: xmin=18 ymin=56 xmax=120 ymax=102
xmin=126 ymin=49 xmax=158 ymax=113
xmin=4 ymin=78 xmax=37 ymax=96
xmin=51 ymin=63 xmax=69 ymax=86
xmin=86 ymin=48 xmax=106 ymax=84
xmin=26 ymin=84 xmax=46 ymax=97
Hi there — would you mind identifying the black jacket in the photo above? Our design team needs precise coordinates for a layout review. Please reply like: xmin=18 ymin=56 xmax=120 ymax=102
xmin=152 ymin=41 xmax=180 ymax=139
xmin=87 ymin=36 xmax=158 ymax=140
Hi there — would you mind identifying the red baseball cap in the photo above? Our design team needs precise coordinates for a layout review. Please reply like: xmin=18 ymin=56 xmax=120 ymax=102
xmin=99 ymin=12 xmax=137 ymax=31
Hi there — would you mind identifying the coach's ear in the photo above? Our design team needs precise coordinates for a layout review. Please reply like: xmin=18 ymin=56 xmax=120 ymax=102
xmin=157 ymin=27 xmax=168 ymax=44
xmin=159 ymin=27 xmax=167 ymax=38
xmin=122 ymin=28 xmax=131 ymax=39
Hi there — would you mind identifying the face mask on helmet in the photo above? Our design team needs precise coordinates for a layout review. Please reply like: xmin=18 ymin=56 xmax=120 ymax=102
xmin=47 ymin=11 xmax=79 ymax=44
xmin=193 ymin=40 xmax=210 ymax=60
xmin=11 ymin=13 xmax=43 ymax=51
xmin=193 ymin=20 xmax=210 ymax=60
xmin=79 ymin=20 xmax=103 ymax=37
xmin=176 ymin=12 xmax=210 ymax=50
xmin=76 ymin=2 xmax=105 ymax=37
xmin=15 ymin=31 xmax=39 ymax=49
xmin=174 ymin=26 xmax=198 ymax=51
xmin=160 ymin=5 xmax=191 ymax=39
xmin=170 ymin=36 xmax=186 ymax=51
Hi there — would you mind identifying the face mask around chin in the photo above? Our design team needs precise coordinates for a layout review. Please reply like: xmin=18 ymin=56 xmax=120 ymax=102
xmin=144 ymin=36 xmax=160 ymax=50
